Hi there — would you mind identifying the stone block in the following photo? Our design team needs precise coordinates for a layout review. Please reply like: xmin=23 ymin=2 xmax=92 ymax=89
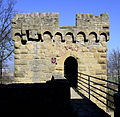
xmin=14 ymin=72 xmax=24 ymax=77
xmin=29 ymin=30 xmax=38 ymax=39
xmin=46 ymin=43 xmax=52 ymax=50
xmin=15 ymin=60 xmax=27 ymax=65
xmin=42 ymin=66 xmax=49 ymax=72
xmin=97 ymin=48 xmax=104 ymax=52
xmin=49 ymin=65 xmax=55 ymax=71
xmin=95 ymin=70 xmax=107 ymax=76
xmin=91 ymin=63 xmax=101 ymax=71
xmin=20 ymin=54 xmax=27 ymax=59
xmin=55 ymin=65 xmax=63 ymax=71
xmin=14 ymin=66 xmax=21 ymax=71
xmin=90 ymin=48 xmax=96 ymax=52
xmin=20 ymin=44 xmax=26 ymax=49
xmin=14 ymin=60 xmax=20 ymax=65
xmin=98 ymin=58 xmax=107 ymax=64
xmin=14 ymin=54 xmax=21 ymax=59
xmin=100 ymin=75 xmax=107 ymax=80
xmin=95 ymin=71 xmax=103 ymax=75
xmin=26 ymin=71 xmax=33 ymax=78
xmin=103 ymin=24 xmax=109 ymax=29
xmin=14 ymin=42 xmax=21 ymax=48
xmin=14 ymin=78 xmax=32 ymax=83
xmin=82 ymin=47 xmax=89 ymax=52
xmin=94 ymin=53 xmax=100 ymax=58
xmin=101 ymin=64 xmax=106 ymax=70
xmin=101 ymin=42 xmax=107 ymax=47
xmin=100 ymin=53 xmax=107 ymax=58
xmin=21 ymin=54 xmax=34 ymax=59
xmin=20 ymin=60 xmax=27 ymax=65
xmin=90 ymin=71 xmax=95 ymax=75
xmin=21 ymin=30 xmax=26 ymax=35
xmin=79 ymin=65 xmax=86 ymax=71
xmin=14 ymin=35 xmax=21 ymax=42
xmin=14 ymin=49 xmax=21 ymax=54
xmin=26 ymin=43 xmax=34 ymax=50
xmin=21 ymin=49 xmax=28 ymax=54
xmin=22 ymin=35 xmax=27 ymax=41
xmin=102 ymin=70 xmax=107 ymax=75
xmin=78 ymin=59 xmax=82 ymax=64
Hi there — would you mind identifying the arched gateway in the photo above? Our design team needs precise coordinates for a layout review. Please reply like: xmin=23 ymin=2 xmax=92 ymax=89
xmin=64 ymin=57 xmax=78 ymax=87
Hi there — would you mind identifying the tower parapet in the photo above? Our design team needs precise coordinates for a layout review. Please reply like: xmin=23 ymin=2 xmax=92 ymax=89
xmin=76 ymin=13 xmax=109 ymax=28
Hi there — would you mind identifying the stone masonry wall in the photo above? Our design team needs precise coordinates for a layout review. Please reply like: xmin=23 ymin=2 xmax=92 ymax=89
xmin=11 ymin=12 xmax=109 ymax=110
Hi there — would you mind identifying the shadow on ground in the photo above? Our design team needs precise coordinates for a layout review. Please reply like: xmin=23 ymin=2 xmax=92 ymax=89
xmin=69 ymin=88 xmax=111 ymax=117
xmin=0 ymin=79 xmax=71 ymax=116
xmin=0 ymin=80 xmax=111 ymax=117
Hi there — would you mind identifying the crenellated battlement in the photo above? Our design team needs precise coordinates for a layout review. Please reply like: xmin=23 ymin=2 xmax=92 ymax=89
xmin=11 ymin=13 xmax=109 ymax=44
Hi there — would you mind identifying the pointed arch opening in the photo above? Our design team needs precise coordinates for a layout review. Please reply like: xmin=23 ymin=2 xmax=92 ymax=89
xmin=64 ymin=56 xmax=78 ymax=87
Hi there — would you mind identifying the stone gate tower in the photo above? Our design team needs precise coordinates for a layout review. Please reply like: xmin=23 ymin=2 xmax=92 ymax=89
xmin=11 ymin=13 xmax=109 ymax=83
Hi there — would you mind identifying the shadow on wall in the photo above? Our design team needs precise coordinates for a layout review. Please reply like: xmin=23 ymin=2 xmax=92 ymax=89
xmin=0 ymin=79 xmax=70 ymax=116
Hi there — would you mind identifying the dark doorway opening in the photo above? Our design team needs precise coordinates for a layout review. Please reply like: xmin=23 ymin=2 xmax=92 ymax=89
xmin=64 ymin=56 xmax=78 ymax=88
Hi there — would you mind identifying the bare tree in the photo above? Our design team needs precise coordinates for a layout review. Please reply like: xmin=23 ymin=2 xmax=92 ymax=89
xmin=107 ymin=49 xmax=120 ymax=110
xmin=0 ymin=0 xmax=16 ymax=79
xmin=107 ymin=48 xmax=120 ymax=82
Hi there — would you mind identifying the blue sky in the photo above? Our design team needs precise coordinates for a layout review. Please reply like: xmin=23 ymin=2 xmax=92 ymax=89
xmin=14 ymin=0 xmax=120 ymax=52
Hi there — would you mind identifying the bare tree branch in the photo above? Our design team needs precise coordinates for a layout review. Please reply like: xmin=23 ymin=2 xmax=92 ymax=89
xmin=0 ymin=0 xmax=16 ymax=79
xmin=107 ymin=48 xmax=120 ymax=82
xmin=1 ymin=49 xmax=14 ymax=61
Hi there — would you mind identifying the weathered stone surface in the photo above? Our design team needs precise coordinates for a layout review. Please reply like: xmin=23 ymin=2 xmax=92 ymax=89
xmin=79 ymin=65 xmax=86 ymax=71
xmin=100 ymin=53 xmax=107 ymax=58
xmin=13 ymin=35 xmax=21 ymax=42
xmin=90 ymin=48 xmax=96 ymax=52
xmin=14 ymin=54 xmax=21 ymax=59
xmin=14 ymin=60 xmax=27 ymax=65
xmin=94 ymin=53 xmax=100 ymax=58
xmin=101 ymin=42 xmax=107 ymax=47
xmin=14 ymin=49 xmax=21 ymax=54
xmin=98 ymin=58 xmax=107 ymax=64
xmin=22 ymin=35 xmax=27 ymax=41
xmin=101 ymin=64 xmax=107 ymax=70
xmin=14 ymin=42 xmax=21 ymax=48
xmin=14 ymin=72 xmax=25 ymax=77
xmin=97 ymin=48 xmax=105 ymax=52
xmin=82 ymin=47 xmax=89 ymax=52
xmin=21 ymin=54 xmax=34 ymax=59
xmin=96 ymin=71 xmax=103 ymax=75
xmin=20 ymin=49 xmax=28 ymax=54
